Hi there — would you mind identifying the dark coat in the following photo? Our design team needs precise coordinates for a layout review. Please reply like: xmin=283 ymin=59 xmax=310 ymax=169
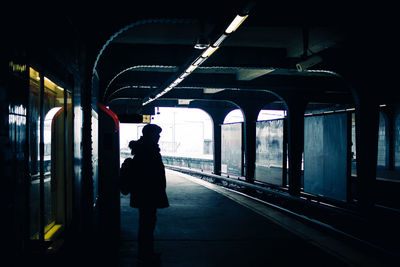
xmin=129 ymin=137 xmax=169 ymax=209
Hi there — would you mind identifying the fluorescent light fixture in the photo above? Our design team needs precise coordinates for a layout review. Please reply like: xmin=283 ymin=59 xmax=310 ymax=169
xmin=379 ymin=104 xmax=387 ymax=107
xmin=213 ymin=34 xmax=228 ymax=46
xmin=203 ymin=88 xmax=225 ymax=94
xmin=201 ymin=46 xmax=219 ymax=58
xmin=143 ymin=99 xmax=152 ymax=106
xmin=193 ymin=57 xmax=207 ymax=66
xmin=296 ymin=55 xmax=322 ymax=72
xmin=180 ymin=72 xmax=190 ymax=79
xmin=143 ymin=13 xmax=250 ymax=107
xmin=225 ymin=14 xmax=248 ymax=34
xmin=178 ymin=99 xmax=192 ymax=105
xmin=173 ymin=77 xmax=184 ymax=85
xmin=185 ymin=64 xmax=198 ymax=73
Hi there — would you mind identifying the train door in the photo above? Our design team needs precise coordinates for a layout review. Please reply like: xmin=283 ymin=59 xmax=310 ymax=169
xmin=28 ymin=67 xmax=73 ymax=245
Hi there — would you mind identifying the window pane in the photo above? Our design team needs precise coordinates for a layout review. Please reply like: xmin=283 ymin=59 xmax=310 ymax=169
xmin=43 ymin=76 xmax=65 ymax=235
xmin=377 ymin=112 xmax=387 ymax=168
xmin=255 ymin=119 xmax=284 ymax=186
xmin=221 ymin=123 xmax=242 ymax=177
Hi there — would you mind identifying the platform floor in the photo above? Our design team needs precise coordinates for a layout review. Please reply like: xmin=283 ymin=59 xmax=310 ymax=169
xmin=119 ymin=169 xmax=392 ymax=267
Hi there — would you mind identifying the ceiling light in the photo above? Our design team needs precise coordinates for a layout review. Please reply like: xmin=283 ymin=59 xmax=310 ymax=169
xmin=143 ymin=98 xmax=152 ymax=106
xmin=171 ymin=77 xmax=184 ymax=86
xmin=178 ymin=99 xmax=192 ymax=105
xmin=185 ymin=65 xmax=198 ymax=73
xmin=203 ymin=88 xmax=225 ymax=94
xmin=142 ymin=12 xmax=250 ymax=107
xmin=180 ymin=72 xmax=190 ymax=79
xmin=201 ymin=46 xmax=219 ymax=58
xmin=296 ymin=55 xmax=322 ymax=72
xmin=193 ymin=57 xmax=207 ymax=66
xmin=213 ymin=34 xmax=228 ymax=46
xmin=225 ymin=15 xmax=248 ymax=34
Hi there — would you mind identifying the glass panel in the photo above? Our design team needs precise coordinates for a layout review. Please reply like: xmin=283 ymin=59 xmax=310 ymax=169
xmin=255 ymin=119 xmax=284 ymax=186
xmin=304 ymin=113 xmax=348 ymax=202
xmin=377 ymin=112 xmax=387 ymax=167
xmin=29 ymin=67 xmax=41 ymax=239
xmin=43 ymin=76 xmax=65 ymax=234
xmin=221 ymin=123 xmax=242 ymax=176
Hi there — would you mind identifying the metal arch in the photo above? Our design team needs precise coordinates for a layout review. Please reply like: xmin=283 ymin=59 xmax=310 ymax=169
xmin=104 ymin=65 xmax=276 ymax=102
xmin=173 ymin=85 xmax=290 ymax=107
xmin=103 ymin=65 xmax=178 ymax=102
xmin=93 ymin=18 xmax=197 ymax=74
xmin=304 ymin=69 xmax=359 ymax=106
xmin=92 ymin=17 xmax=198 ymax=100
xmin=105 ymin=85 xmax=155 ymax=104
xmin=108 ymin=85 xmax=288 ymax=107
xmin=104 ymin=66 xmax=351 ymax=110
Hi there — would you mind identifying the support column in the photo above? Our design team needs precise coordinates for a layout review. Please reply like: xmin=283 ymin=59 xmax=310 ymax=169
xmin=355 ymin=99 xmax=379 ymax=208
xmin=212 ymin=119 xmax=223 ymax=175
xmin=79 ymin=42 xmax=94 ymax=234
xmin=286 ymin=98 xmax=306 ymax=196
xmin=241 ymin=106 xmax=260 ymax=183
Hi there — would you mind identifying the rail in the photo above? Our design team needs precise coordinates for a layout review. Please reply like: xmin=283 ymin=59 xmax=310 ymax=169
xmin=165 ymin=164 xmax=298 ymax=201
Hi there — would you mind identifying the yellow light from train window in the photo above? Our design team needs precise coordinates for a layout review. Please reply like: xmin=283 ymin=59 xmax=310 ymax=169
xmin=44 ymin=77 xmax=64 ymax=95
xmin=29 ymin=67 xmax=40 ymax=81
xmin=44 ymin=224 xmax=63 ymax=241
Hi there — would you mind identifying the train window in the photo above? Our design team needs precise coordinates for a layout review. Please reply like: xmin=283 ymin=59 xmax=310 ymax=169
xmin=43 ymin=75 xmax=65 ymax=239
xmin=255 ymin=119 xmax=284 ymax=186
xmin=28 ymin=67 xmax=71 ymax=241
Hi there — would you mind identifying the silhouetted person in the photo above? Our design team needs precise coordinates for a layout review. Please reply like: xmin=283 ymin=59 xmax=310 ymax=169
xmin=128 ymin=124 xmax=169 ymax=265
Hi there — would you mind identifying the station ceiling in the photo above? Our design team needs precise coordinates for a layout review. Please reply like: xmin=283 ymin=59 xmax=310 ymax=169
xmin=9 ymin=1 xmax=397 ymax=115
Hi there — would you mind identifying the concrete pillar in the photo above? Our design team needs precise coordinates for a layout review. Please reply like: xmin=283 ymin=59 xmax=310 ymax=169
xmin=241 ymin=106 xmax=261 ymax=183
xmin=212 ymin=119 xmax=223 ymax=175
xmin=286 ymin=98 xmax=306 ymax=196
